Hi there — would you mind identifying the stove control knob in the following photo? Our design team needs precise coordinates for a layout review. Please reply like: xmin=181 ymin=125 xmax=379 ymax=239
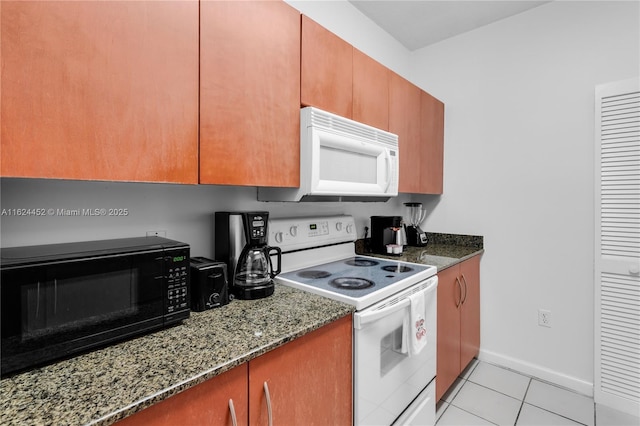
xmin=335 ymin=222 xmax=343 ymax=232
xmin=274 ymin=232 xmax=284 ymax=244
xmin=346 ymin=224 xmax=354 ymax=234
xmin=289 ymin=226 xmax=298 ymax=237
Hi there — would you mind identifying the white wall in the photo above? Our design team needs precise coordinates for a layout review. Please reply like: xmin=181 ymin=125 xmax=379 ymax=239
xmin=410 ymin=1 xmax=639 ymax=394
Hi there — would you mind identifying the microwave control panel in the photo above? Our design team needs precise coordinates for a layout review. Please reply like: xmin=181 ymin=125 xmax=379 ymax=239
xmin=165 ymin=249 xmax=190 ymax=318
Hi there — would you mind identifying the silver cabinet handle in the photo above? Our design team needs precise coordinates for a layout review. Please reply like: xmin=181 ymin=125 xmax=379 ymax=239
xmin=263 ymin=381 xmax=273 ymax=426
xmin=228 ymin=399 xmax=237 ymax=426
xmin=455 ymin=277 xmax=463 ymax=308
xmin=460 ymin=274 xmax=469 ymax=305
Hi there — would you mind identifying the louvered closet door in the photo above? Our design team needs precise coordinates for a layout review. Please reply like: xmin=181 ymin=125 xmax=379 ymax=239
xmin=595 ymin=77 xmax=640 ymax=416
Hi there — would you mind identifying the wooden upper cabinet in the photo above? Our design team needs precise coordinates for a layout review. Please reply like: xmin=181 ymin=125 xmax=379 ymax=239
xmin=353 ymin=48 xmax=389 ymax=131
xmin=301 ymin=15 xmax=353 ymax=118
xmin=389 ymin=71 xmax=445 ymax=195
xmin=116 ymin=364 xmax=249 ymax=426
xmin=199 ymin=0 xmax=300 ymax=187
xmin=0 ymin=1 xmax=199 ymax=183
xmin=420 ymin=91 xmax=445 ymax=194
xmin=389 ymin=72 xmax=422 ymax=193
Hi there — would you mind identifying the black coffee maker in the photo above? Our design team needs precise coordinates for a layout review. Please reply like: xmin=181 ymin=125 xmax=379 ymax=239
xmin=215 ymin=212 xmax=281 ymax=300
xmin=370 ymin=216 xmax=404 ymax=254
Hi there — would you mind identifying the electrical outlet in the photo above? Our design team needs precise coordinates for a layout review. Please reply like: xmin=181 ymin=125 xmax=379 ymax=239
xmin=146 ymin=230 xmax=166 ymax=237
xmin=538 ymin=309 xmax=552 ymax=328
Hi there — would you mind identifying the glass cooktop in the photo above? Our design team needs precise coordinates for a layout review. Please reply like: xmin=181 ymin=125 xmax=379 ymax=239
xmin=277 ymin=256 xmax=436 ymax=310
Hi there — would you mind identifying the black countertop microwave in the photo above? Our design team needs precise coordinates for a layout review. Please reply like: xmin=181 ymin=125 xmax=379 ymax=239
xmin=0 ymin=236 xmax=190 ymax=376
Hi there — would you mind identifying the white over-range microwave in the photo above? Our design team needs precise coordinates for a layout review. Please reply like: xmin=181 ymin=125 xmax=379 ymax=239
xmin=258 ymin=107 xmax=399 ymax=202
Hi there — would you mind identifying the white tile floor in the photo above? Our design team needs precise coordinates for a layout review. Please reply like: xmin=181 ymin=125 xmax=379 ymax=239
xmin=435 ymin=359 xmax=640 ymax=426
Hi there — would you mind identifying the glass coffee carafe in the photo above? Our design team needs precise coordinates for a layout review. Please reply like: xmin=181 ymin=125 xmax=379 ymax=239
xmin=215 ymin=211 xmax=281 ymax=300
xmin=235 ymin=245 xmax=281 ymax=288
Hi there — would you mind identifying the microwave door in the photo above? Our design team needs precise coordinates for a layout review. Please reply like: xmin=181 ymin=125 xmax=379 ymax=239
xmin=312 ymin=129 xmax=393 ymax=195
xmin=1 ymin=252 xmax=165 ymax=375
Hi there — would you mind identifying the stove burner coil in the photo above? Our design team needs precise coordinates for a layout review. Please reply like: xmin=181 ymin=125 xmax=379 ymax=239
xmin=297 ymin=270 xmax=332 ymax=279
xmin=330 ymin=277 xmax=374 ymax=290
xmin=381 ymin=265 xmax=414 ymax=273
xmin=345 ymin=258 xmax=379 ymax=267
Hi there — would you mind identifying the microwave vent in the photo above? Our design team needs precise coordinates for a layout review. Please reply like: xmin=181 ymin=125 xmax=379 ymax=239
xmin=307 ymin=108 xmax=398 ymax=148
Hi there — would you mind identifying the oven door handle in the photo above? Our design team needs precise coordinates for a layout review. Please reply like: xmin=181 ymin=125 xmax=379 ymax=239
xmin=354 ymin=278 xmax=437 ymax=329
xmin=355 ymin=298 xmax=410 ymax=329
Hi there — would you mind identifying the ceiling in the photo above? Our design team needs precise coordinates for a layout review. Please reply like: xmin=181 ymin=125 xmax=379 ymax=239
xmin=348 ymin=1 xmax=551 ymax=51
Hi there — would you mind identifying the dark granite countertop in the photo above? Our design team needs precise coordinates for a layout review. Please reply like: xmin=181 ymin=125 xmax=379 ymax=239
xmin=0 ymin=285 xmax=353 ymax=426
xmin=356 ymin=232 xmax=484 ymax=271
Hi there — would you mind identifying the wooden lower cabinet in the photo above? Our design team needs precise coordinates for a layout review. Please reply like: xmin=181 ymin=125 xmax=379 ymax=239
xmin=459 ymin=256 xmax=481 ymax=370
xmin=249 ymin=315 xmax=352 ymax=426
xmin=117 ymin=364 xmax=248 ymax=426
xmin=436 ymin=255 xmax=481 ymax=401
xmin=117 ymin=315 xmax=352 ymax=426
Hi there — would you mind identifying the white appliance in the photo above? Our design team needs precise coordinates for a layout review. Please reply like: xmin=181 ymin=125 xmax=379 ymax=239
xmin=269 ymin=215 xmax=438 ymax=426
xmin=258 ymin=107 xmax=399 ymax=202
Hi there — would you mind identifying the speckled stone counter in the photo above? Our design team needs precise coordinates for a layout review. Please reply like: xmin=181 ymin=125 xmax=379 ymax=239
xmin=0 ymin=285 xmax=353 ymax=426
xmin=356 ymin=232 xmax=484 ymax=270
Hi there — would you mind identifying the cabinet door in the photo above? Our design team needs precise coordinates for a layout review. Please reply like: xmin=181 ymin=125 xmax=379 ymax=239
xmin=1 ymin=1 xmax=199 ymax=183
xmin=116 ymin=364 xmax=248 ymax=426
xmin=301 ymin=15 xmax=353 ymax=118
xmin=419 ymin=91 xmax=445 ymax=194
xmin=389 ymin=72 xmax=422 ymax=194
xmin=353 ymin=48 xmax=389 ymax=131
xmin=200 ymin=0 xmax=300 ymax=187
xmin=460 ymin=255 xmax=481 ymax=369
xmin=436 ymin=264 xmax=462 ymax=401
xmin=249 ymin=315 xmax=352 ymax=426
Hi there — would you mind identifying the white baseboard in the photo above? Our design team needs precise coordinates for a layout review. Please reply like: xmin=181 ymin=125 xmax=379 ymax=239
xmin=478 ymin=349 xmax=594 ymax=397
xmin=595 ymin=391 xmax=640 ymax=418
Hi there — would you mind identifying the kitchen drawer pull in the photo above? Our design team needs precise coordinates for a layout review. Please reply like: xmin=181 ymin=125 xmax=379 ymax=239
xmin=263 ymin=381 xmax=273 ymax=426
xmin=228 ymin=399 xmax=237 ymax=426
xmin=460 ymin=274 xmax=469 ymax=305
xmin=455 ymin=277 xmax=463 ymax=308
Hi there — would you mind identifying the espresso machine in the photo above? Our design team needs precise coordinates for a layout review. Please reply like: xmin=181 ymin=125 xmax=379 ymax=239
xmin=215 ymin=212 xmax=281 ymax=300
xmin=370 ymin=216 xmax=405 ymax=254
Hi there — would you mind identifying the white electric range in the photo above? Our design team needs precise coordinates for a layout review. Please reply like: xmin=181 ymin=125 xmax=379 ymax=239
xmin=269 ymin=215 xmax=438 ymax=426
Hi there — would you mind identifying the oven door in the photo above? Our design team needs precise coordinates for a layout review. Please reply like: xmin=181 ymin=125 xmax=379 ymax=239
xmin=353 ymin=276 xmax=437 ymax=426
